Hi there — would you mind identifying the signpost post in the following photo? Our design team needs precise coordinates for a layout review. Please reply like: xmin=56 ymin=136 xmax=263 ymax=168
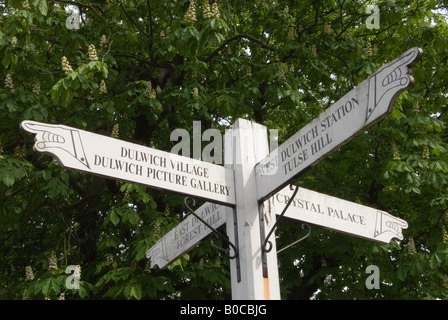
xmin=223 ymin=119 xmax=281 ymax=299
xmin=21 ymin=47 xmax=422 ymax=300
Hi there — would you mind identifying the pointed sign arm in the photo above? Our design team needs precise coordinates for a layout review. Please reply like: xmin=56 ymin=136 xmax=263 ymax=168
xmin=255 ymin=47 xmax=423 ymax=202
xmin=20 ymin=120 xmax=236 ymax=206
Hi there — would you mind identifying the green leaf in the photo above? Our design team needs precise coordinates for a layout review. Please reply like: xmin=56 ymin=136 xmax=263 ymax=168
xmin=2 ymin=175 xmax=14 ymax=187
xmin=60 ymin=88 xmax=73 ymax=107
xmin=6 ymin=101 xmax=18 ymax=112
xmin=391 ymin=107 xmax=404 ymax=120
xmin=396 ymin=162 xmax=413 ymax=173
xmin=43 ymin=175 xmax=69 ymax=199
xmin=397 ymin=266 xmax=408 ymax=281
xmin=429 ymin=254 xmax=441 ymax=270
xmin=41 ymin=279 xmax=51 ymax=296
xmin=128 ymin=212 xmax=140 ymax=226
xmin=134 ymin=240 xmax=149 ymax=261
xmin=51 ymin=280 xmax=60 ymax=294
xmin=124 ymin=281 xmax=142 ymax=300
xmin=110 ymin=210 xmax=120 ymax=226
xmin=32 ymin=0 xmax=48 ymax=16
xmin=100 ymin=63 xmax=109 ymax=79
xmin=168 ymin=257 xmax=186 ymax=271
xmin=62 ymin=78 xmax=71 ymax=90
xmin=78 ymin=284 xmax=88 ymax=299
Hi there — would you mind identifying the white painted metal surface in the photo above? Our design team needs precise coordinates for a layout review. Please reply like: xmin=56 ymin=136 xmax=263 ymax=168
xmin=255 ymin=47 xmax=423 ymax=201
xmin=146 ymin=201 xmax=230 ymax=269
xmin=224 ymin=119 xmax=280 ymax=300
xmin=267 ymin=186 xmax=408 ymax=244
xmin=146 ymin=183 xmax=408 ymax=270
xmin=21 ymin=121 xmax=236 ymax=205
xmin=21 ymin=47 xmax=421 ymax=301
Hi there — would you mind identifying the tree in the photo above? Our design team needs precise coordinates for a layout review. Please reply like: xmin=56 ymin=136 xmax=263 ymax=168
xmin=1 ymin=0 xmax=448 ymax=300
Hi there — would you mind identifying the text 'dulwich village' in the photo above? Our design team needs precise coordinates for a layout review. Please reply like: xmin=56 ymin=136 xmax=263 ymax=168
xmin=20 ymin=121 xmax=236 ymax=205
xmin=95 ymin=146 xmax=232 ymax=199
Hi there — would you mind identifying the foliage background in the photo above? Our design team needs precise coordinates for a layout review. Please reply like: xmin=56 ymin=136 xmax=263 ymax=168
xmin=1 ymin=0 xmax=448 ymax=300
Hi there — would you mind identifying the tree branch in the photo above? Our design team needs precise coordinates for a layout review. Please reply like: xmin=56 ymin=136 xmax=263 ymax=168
xmin=146 ymin=0 xmax=154 ymax=50
xmin=204 ymin=33 xmax=276 ymax=62
xmin=53 ymin=0 xmax=99 ymax=11
xmin=117 ymin=0 xmax=150 ymax=40
xmin=113 ymin=53 xmax=174 ymax=70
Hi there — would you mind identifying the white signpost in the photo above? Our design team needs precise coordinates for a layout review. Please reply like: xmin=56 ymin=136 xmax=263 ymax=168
xmin=147 ymin=201 xmax=231 ymax=270
xmin=146 ymin=184 xmax=409 ymax=271
xmin=20 ymin=121 xmax=236 ymax=206
xmin=21 ymin=47 xmax=422 ymax=300
xmin=255 ymin=47 xmax=423 ymax=201
xmin=267 ymin=186 xmax=408 ymax=244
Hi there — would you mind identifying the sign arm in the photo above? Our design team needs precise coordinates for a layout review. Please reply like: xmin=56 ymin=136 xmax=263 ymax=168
xmin=255 ymin=47 xmax=423 ymax=202
xmin=184 ymin=196 xmax=238 ymax=260
xmin=269 ymin=186 xmax=408 ymax=244
xmin=21 ymin=120 xmax=236 ymax=206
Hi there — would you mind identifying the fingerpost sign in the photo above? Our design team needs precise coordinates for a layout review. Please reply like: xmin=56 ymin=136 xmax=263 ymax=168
xmin=22 ymin=47 xmax=421 ymax=300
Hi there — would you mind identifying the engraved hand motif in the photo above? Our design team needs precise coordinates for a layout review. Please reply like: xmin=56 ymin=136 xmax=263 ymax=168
xmin=367 ymin=47 xmax=423 ymax=122
xmin=374 ymin=211 xmax=408 ymax=241
xmin=21 ymin=120 xmax=90 ymax=169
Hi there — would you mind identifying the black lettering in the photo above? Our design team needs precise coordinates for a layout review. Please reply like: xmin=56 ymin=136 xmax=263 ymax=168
xmin=94 ymin=154 xmax=101 ymax=165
